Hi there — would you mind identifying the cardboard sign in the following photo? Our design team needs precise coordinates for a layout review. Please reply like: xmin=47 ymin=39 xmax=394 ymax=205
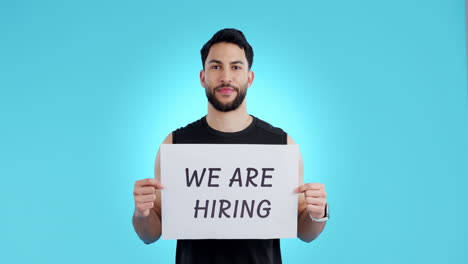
xmin=160 ymin=144 xmax=299 ymax=240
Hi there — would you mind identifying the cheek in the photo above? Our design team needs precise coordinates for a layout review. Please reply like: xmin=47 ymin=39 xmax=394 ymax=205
xmin=204 ymin=73 xmax=218 ymax=84
xmin=240 ymin=76 xmax=249 ymax=86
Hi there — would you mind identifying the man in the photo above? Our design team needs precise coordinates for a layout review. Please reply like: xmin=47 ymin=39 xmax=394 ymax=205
xmin=132 ymin=28 xmax=328 ymax=264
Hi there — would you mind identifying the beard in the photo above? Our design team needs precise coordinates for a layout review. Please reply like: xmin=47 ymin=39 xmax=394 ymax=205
xmin=205 ymin=82 xmax=248 ymax=112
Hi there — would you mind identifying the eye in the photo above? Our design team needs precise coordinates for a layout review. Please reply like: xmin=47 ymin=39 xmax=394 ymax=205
xmin=211 ymin=65 xmax=221 ymax=70
xmin=232 ymin=65 xmax=242 ymax=70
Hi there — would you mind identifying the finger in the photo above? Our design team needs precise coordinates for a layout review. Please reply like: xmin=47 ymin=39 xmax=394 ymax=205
xmin=307 ymin=204 xmax=326 ymax=218
xmin=304 ymin=190 xmax=322 ymax=198
xmin=134 ymin=186 xmax=156 ymax=195
xmin=136 ymin=202 xmax=154 ymax=213
xmin=305 ymin=189 xmax=327 ymax=198
xmin=137 ymin=178 xmax=164 ymax=188
xmin=305 ymin=197 xmax=327 ymax=206
xmin=295 ymin=183 xmax=324 ymax=193
xmin=135 ymin=210 xmax=150 ymax=217
xmin=135 ymin=194 xmax=157 ymax=203
xmin=135 ymin=178 xmax=165 ymax=189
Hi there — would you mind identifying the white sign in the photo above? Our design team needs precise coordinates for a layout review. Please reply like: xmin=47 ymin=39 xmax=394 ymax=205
xmin=160 ymin=144 xmax=299 ymax=240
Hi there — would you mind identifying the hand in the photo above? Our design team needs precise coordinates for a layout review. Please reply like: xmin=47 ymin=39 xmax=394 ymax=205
xmin=133 ymin=178 xmax=164 ymax=218
xmin=296 ymin=183 xmax=327 ymax=220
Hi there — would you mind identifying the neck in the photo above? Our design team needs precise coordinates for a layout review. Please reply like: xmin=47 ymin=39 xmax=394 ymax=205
xmin=206 ymin=101 xmax=252 ymax=132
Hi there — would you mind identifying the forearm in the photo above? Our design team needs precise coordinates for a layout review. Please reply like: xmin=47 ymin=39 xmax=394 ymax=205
xmin=297 ymin=208 xmax=326 ymax=243
xmin=132 ymin=208 xmax=162 ymax=244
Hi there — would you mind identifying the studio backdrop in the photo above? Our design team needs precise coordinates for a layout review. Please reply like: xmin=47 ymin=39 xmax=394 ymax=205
xmin=0 ymin=0 xmax=467 ymax=263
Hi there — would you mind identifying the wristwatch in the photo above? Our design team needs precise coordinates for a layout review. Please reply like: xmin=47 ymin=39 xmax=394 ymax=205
xmin=309 ymin=203 xmax=329 ymax=222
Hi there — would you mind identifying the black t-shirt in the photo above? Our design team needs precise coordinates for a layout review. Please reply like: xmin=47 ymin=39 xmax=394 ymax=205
xmin=172 ymin=115 xmax=286 ymax=264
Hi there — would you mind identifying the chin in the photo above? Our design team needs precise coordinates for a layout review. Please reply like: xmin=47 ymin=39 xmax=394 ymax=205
xmin=216 ymin=96 xmax=235 ymax=102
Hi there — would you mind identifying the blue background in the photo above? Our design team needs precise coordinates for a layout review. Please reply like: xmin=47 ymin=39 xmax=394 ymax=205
xmin=1 ymin=0 xmax=467 ymax=263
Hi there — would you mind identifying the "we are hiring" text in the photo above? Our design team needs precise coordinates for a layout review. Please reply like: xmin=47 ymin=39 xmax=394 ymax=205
xmin=184 ymin=167 xmax=274 ymax=219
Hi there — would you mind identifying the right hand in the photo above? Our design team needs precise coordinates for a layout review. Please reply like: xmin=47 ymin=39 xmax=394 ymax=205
xmin=133 ymin=178 xmax=164 ymax=218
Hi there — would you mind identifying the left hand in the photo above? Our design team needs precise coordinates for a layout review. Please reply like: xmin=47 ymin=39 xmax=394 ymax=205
xmin=296 ymin=183 xmax=327 ymax=219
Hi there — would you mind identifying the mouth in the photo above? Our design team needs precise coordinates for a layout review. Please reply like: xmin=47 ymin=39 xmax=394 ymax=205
xmin=216 ymin=87 xmax=236 ymax=95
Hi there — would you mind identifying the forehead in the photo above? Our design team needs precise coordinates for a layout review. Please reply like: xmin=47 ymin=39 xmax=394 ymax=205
xmin=206 ymin=42 xmax=247 ymax=64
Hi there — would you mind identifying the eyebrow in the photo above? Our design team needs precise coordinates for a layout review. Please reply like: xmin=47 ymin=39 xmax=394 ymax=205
xmin=208 ymin=59 xmax=245 ymax=65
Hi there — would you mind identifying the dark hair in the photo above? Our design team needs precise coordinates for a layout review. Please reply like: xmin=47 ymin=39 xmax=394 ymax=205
xmin=201 ymin=28 xmax=254 ymax=70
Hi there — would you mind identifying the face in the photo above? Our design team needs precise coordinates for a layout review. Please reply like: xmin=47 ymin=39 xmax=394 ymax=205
xmin=200 ymin=42 xmax=254 ymax=112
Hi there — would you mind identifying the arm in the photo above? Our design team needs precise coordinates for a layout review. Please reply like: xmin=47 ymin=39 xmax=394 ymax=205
xmin=132 ymin=133 xmax=172 ymax=244
xmin=287 ymin=135 xmax=327 ymax=243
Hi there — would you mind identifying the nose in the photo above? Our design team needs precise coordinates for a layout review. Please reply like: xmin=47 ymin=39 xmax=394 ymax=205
xmin=220 ymin=68 xmax=232 ymax=83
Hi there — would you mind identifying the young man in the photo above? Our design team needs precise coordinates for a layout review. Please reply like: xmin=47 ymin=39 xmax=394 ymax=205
xmin=132 ymin=28 xmax=328 ymax=264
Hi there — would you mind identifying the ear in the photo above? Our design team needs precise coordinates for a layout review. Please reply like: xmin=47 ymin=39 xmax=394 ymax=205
xmin=200 ymin=69 xmax=206 ymax=88
xmin=247 ymin=71 xmax=255 ymax=88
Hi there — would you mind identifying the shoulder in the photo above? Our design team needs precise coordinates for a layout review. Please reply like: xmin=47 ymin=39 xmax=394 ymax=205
xmin=253 ymin=116 xmax=288 ymax=144
xmin=254 ymin=116 xmax=287 ymax=136
xmin=172 ymin=117 xmax=205 ymax=143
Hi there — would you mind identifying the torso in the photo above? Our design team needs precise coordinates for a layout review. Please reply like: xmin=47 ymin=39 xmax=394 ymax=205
xmin=172 ymin=115 xmax=286 ymax=264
